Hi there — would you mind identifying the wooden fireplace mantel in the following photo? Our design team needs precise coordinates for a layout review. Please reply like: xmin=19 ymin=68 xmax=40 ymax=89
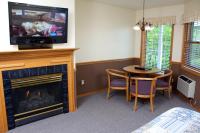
xmin=0 ymin=48 xmax=78 ymax=133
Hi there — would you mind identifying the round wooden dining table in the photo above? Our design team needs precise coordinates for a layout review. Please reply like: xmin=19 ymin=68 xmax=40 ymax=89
xmin=123 ymin=65 xmax=161 ymax=74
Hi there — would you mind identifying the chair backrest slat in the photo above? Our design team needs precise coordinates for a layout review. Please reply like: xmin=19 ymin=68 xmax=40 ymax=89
xmin=106 ymin=69 xmax=128 ymax=79
xmin=131 ymin=77 xmax=157 ymax=96
xmin=156 ymin=69 xmax=173 ymax=85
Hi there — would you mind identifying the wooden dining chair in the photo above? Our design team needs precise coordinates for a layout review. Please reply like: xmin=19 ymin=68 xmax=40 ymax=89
xmin=106 ymin=69 xmax=129 ymax=101
xmin=130 ymin=77 xmax=157 ymax=112
xmin=156 ymin=70 xmax=173 ymax=98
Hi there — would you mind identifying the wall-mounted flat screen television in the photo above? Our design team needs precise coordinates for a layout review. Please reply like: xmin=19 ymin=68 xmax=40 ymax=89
xmin=8 ymin=2 xmax=68 ymax=45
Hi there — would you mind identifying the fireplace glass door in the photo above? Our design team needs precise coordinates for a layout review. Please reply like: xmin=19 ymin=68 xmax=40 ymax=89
xmin=11 ymin=73 xmax=64 ymax=125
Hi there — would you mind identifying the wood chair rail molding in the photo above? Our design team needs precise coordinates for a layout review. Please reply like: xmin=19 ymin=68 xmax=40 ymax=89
xmin=0 ymin=48 xmax=78 ymax=133
xmin=76 ymin=57 xmax=139 ymax=66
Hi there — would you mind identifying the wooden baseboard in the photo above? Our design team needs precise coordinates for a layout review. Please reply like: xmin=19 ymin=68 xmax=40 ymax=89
xmin=175 ymin=90 xmax=200 ymax=112
xmin=77 ymin=88 xmax=105 ymax=98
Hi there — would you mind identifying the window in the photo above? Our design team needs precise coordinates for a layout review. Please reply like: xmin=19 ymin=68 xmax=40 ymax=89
xmin=183 ymin=21 xmax=200 ymax=72
xmin=141 ymin=25 xmax=173 ymax=70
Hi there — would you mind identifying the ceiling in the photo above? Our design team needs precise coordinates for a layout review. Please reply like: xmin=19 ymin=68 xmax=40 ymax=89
xmin=92 ymin=0 xmax=185 ymax=10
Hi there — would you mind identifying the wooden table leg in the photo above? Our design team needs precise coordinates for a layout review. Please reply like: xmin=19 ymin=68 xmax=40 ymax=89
xmin=128 ymin=73 xmax=131 ymax=101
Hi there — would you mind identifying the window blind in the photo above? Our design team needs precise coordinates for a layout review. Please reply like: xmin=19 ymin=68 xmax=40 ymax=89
xmin=184 ymin=21 xmax=200 ymax=71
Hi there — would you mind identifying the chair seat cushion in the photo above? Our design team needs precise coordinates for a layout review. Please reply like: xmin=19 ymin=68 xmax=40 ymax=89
xmin=130 ymin=80 xmax=155 ymax=95
xmin=111 ymin=79 xmax=126 ymax=87
xmin=156 ymin=79 xmax=168 ymax=88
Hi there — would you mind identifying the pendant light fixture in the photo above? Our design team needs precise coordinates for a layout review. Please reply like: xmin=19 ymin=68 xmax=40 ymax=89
xmin=133 ymin=0 xmax=153 ymax=31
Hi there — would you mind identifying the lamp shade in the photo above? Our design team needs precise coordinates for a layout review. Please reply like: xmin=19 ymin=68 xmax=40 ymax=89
xmin=133 ymin=25 xmax=140 ymax=30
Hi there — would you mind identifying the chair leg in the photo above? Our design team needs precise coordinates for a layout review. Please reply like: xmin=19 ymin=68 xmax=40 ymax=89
xmin=129 ymin=93 xmax=132 ymax=101
xmin=134 ymin=96 xmax=138 ymax=112
xmin=126 ymin=89 xmax=129 ymax=101
xmin=150 ymin=97 xmax=154 ymax=112
xmin=162 ymin=90 xmax=165 ymax=95
xmin=168 ymin=86 xmax=172 ymax=98
xmin=107 ymin=87 xmax=111 ymax=99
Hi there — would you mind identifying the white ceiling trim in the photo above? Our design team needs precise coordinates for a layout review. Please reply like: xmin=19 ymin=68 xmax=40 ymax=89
xmin=91 ymin=0 xmax=185 ymax=10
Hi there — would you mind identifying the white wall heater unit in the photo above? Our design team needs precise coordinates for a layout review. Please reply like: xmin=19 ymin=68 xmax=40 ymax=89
xmin=177 ymin=75 xmax=196 ymax=98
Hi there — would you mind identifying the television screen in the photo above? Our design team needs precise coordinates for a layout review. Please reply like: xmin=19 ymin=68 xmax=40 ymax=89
xmin=8 ymin=2 xmax=68 ymax=45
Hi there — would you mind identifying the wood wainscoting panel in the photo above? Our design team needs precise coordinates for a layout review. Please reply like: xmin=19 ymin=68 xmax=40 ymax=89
xmin=180 ymin=68 xmax=200 ymax=107
xmin=76 ymin=58 xmax=140 ymax=95
xmin=171 ymin=61 xmax=182 ymax=89
xmin=171 ymin=62 xmax=200 ymax=108
xmin=0 ymin=48 xmax=77 ymax=133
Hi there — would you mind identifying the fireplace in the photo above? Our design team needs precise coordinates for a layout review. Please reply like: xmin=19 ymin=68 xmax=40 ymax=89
xmin=2 ymin=65 xmax=68 ymax=129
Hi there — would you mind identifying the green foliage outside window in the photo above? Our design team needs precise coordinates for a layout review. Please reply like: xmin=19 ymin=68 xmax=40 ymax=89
xmin=145 ymin=25 xmax=172 ymax=70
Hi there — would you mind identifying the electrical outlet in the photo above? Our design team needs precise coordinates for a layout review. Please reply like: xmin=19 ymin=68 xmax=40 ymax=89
xmin=81 ymin=80 xmax=85 ymax=86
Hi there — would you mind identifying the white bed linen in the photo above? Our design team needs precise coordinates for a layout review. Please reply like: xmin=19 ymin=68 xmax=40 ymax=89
xmin=132 ymin=107 xmax=200 ymax=133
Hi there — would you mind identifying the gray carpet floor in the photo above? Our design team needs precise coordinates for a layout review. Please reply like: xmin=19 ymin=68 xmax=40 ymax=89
xmin=9 ymin=92 xmax=192 ymax=133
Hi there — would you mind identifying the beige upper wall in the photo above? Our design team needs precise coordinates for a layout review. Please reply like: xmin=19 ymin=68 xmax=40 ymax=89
xmin=75 ymin=0 xmax=187 ymax=63
xmin=184 ymin=0 xmax=200 ymax=15
xmin=134 ymin=4 xmax=184 ymax=62
xmin=0 ymin=0 xmax=75 ymax=51
xmin=75 ymin=0 xmax=136 ymax=63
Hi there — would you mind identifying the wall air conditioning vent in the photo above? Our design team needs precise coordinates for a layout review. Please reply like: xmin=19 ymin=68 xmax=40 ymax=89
xmin=177 ymin=75 xmax=196 ymax=98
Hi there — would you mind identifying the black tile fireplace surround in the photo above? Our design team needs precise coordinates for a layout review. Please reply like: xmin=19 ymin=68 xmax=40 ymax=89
xmin=2 ymin=64 xmax=68 ymax=130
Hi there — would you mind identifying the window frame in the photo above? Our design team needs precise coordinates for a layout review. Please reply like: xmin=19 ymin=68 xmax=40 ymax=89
xmin=140 ymin=25 xmax=174 ymax=69
xmin=182 ymin=23 xmax=200 ymax=76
